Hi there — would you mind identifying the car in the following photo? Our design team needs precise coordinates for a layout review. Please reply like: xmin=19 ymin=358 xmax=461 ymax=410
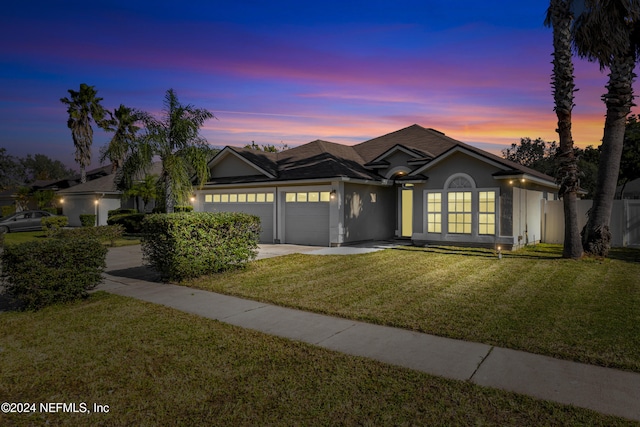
xmin=0 ymin=210 xmax=56 ymax=233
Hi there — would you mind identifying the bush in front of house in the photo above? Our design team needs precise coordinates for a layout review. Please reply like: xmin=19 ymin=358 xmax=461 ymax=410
xmin=54 ymin=225 xmax=125 ymax=246
xmin=1 ymin=206 xmax=16 ymax=218
xmin=1 ymin=236 xmax=107 ymax=310
xmin=141 ymin=212 xmax=261 ymax=281
xmin=79 ymin=214 xmax=96 ymax=227
xmin=173 ymin=205 xmax=194 ymax=212
xmin=107 ymin=213 xmax=146 ymax=234
xmin=41 ymin=215 xmax=69 ymax=237
xmin=108 ymin=208 xmax=138 ymax=218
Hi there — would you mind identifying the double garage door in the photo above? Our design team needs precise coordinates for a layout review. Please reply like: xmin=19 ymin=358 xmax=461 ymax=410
xmin=203 ymin=190 xmax=330 ymax=246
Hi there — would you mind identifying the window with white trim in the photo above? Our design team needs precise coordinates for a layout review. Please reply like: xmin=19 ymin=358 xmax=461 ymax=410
xmin=448 ymin=191 xmax=472 ymax=234
xmin=426 ymin=192 xmax=442 ymax=233
xmin=205 ymin=192 xmax=274 ymax=203
xmin=478 ymin=191 xmax=496 ymax=235
xmin=286 ymin=191 xmax=331 ymax=202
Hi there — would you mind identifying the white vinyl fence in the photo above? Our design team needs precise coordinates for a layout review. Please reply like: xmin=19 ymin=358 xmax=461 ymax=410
xmin=542 ymin=199 xmax=640 ymax=247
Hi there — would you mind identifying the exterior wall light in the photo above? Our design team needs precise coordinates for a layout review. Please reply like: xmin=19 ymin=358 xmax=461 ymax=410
xmin=330 ymin=190 xmax=336 ymax=200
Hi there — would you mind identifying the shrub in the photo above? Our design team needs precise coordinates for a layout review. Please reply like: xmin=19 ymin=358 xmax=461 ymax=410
xmin=54 ymin=225 xmax=124 ymax=246
xmin=79 ymin=214 xmax=96 ymax=227
xmin=1 ymin=205 xmax=15 ymax=218
xmin=1 ymin=236 xmax=107 ymax=310
xmin=141 ymin=212 xmax=260 ymax=281
xmin=41 ymin=215 xmax=69 ymax=237
xmin=108 ymin=208 xmax=137 ymax=218
xmin=107 ymin=213 xmax=146 ymax=234
xmin=42 ymin=207 xmax=58 ymax=215
xmin=174 ymin=205 xmax=194 ymax=212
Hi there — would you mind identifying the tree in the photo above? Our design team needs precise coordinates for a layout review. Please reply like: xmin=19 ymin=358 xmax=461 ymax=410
xmin=576 ymin=145 xmax=600 ymax=198
xmin=546 ymin=0 xmax=584 ymax=258
xmin=0 ymin=148 xmax=23 ymax=190
xmin=617 ymin=114 xmax=640 ymax=197
xmin=502 ymin=137 xmax=558 ymax=176
xmin=60 ymin=83 xmax=107 ymax=184
xmin=20 ymin=154 xmax=75 ymax=182
xmin=137 ymin=89 xmax=214 ymax=213
xmin=125 ymin=174 xmax=158 ymax=212
xmin=100 ymin=104 xmax=144 ymax=194
xmin=573 ymin=0 xmax=640 ymax=256
xmin=244 ymin=141 xmax=290 ymax=152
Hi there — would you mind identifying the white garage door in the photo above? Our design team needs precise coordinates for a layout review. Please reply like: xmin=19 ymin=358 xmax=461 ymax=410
xmin=284 ymin=191 xmax=330 ymax=246
xmin=204 ymin=192 xmax=274 ymax=243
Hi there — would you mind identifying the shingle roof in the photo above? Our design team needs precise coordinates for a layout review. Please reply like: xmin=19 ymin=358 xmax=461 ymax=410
xmin=211 ymin=124 xmax=556 ymax=186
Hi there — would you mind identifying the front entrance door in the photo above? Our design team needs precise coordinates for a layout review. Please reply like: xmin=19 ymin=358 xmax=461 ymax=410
xmin=401 ymin=189 xmax=413 ymax=237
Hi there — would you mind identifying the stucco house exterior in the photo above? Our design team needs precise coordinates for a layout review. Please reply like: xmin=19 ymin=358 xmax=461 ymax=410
xmin=194 ymin=125 xmax=559 ymax=249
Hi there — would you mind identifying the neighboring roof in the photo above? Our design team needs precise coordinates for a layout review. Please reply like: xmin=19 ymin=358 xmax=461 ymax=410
xmin=206 ymin=124 xmax=557 ymax=187
xmin=57 ymin=173 xmax=119 ymax=195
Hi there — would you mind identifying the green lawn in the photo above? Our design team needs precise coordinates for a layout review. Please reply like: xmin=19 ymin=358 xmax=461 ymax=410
xmin=0 ymin=293 xmax=634 ymax=426
xmin=1 ymin=230 xmax=140 ymax=247
xmin=185 ymin=244 xmax=640 ymax=372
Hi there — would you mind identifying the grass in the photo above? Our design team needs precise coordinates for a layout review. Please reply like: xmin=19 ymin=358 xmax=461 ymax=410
xmin=0 ymin=293 xmax=635 ymax=426
xmin=1 ymin=230 xmax=140 ymax=247
xmin=185 ymin=244 xmax=640 ymax=372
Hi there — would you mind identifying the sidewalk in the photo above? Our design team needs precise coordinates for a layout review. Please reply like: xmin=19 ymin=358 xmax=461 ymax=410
xmin=99 ymin=245 xmax=640 ymax=422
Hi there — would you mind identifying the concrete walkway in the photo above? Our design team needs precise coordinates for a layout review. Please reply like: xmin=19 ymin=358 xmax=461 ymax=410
xmin=99 ymin=245 xmax=640 ymax=422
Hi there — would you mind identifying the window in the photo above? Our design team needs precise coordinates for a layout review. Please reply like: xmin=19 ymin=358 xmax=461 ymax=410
xmin=426 ymin=193 xmax=442 ymax=233
xmin=207 ymin=192 xmax=274 ymax=203
xmin=286 ymin=191 xmax=331 ymax=202
xmin=448 ymin=192 xmax=472 ymax=234
xmin=478 ymin=191 xmax=496 ymax=235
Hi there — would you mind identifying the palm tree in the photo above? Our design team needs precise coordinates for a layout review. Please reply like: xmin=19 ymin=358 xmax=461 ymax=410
xmin=60 ymin=84 xmax=107 ymax=183
xmin=137 ymin=89 xmax=214 ymax=213
xmin=546 ymin=0 xmax=584 ymax=259
xmin=573 ymin=0 xmax=640 ymax=256
xmin=125 ymin=174 xmax=158 ymax=212
xmin=100 ymin=104 xmax=143 ymax=192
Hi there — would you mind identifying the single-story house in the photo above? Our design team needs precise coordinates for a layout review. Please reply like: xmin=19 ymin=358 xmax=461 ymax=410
xmin=57 ymin=173 xmax=122 ymax=226
xmin=194 ymin=125 xmax=558 ymax=249
xmin=57 ymin=163 xmax=162 ymax=226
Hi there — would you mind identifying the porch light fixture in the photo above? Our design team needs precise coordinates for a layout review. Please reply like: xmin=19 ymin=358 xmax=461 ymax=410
xmin=330 ymin=190 xmax=336 ymax=200
xmin=190 ymin=196 xmax=196 ymax=203
xmin=94 ymin=199 xmax=99 ymax=205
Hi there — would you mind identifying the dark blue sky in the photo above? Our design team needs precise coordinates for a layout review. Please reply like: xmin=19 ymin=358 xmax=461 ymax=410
xmin=0 ymin=1 xmax=625 ymax=171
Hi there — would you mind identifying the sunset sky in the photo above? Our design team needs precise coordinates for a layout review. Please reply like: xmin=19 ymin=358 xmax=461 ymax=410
xmin=0 ymin=1 xmax=633 ymax=171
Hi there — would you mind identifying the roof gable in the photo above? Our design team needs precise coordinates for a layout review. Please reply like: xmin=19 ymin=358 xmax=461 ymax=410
xmin=208 ymin=147 xmax=277 ymax=179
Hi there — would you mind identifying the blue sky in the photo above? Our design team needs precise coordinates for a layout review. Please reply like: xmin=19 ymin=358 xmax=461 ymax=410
xmin=0 ymin=1 xmax=628 ymax=171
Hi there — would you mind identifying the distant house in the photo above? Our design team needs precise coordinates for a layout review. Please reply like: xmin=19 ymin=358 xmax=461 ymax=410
xmin=194 ymin=125 xmax=558 ymax=249
xmin=57 ymin=173 xmax=122 ymax=226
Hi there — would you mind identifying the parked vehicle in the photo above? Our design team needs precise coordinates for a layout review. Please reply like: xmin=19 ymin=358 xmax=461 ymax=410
xmin=0 ymin=210 xmax=56 ymax=233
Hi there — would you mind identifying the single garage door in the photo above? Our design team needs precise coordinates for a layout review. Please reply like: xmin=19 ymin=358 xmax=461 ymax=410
xmin=284 ymin=191 xmax=330 ymax=246
xmin=204 ymin=192 xmax=274 ymax=243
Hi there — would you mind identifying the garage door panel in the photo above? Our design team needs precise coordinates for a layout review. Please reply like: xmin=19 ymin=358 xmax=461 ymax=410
xmin=206 ymin=203 xmax=274 ymax=243
xmin=285 ymin=202 xmax=329 ymax=246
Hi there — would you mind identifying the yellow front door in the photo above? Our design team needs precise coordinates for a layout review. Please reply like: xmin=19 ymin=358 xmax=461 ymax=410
xmin=401 ymin=189 xmax=413 ymax=237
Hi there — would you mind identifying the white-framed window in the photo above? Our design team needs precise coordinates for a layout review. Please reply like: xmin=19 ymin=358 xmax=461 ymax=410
xmin=205 ymin=192 xmax=274 ymax=203
xmin=447 ymin=191 xmax=472 ymax=234
xmin=286 ymin=191 xmax=331 ymax=202
xmin=478 ymin=191 xmax=496 ymax=235
xmin=426 ymin=192 xmax=442 ymax=233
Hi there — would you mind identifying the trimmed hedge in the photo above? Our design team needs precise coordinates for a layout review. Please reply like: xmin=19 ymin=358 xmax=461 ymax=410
xmin=55 ymin=225 xmax=124 ymax=246
xmin=108 ymin=208 xmax=137 ymax=218
xmin=107 ymin=213 xmax=146 ymax=234
xmin=1 ymin=205 xmax=16 ymax=218
xmin=174 ymin=205 xmax=194 ymax=212
xmin=80 ymin=214 xmax=97 ymax=227
xmin=1 ymin=237 xmax=107 ymax=310
xmin=141 ymin=212 xmax=260 ymax=281
xmin=41 ymin=215 xmax=69 ymax=237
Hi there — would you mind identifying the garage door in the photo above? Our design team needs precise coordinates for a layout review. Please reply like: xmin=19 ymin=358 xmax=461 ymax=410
xmin=204 ymin=192 xmax=274 ymax=243
xmin=284 ymin=191 xmax=330 ymax=246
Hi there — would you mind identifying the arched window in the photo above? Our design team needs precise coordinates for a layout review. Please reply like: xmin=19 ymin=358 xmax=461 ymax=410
xmin=444 ymin=173 xmax=475 ymax=189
